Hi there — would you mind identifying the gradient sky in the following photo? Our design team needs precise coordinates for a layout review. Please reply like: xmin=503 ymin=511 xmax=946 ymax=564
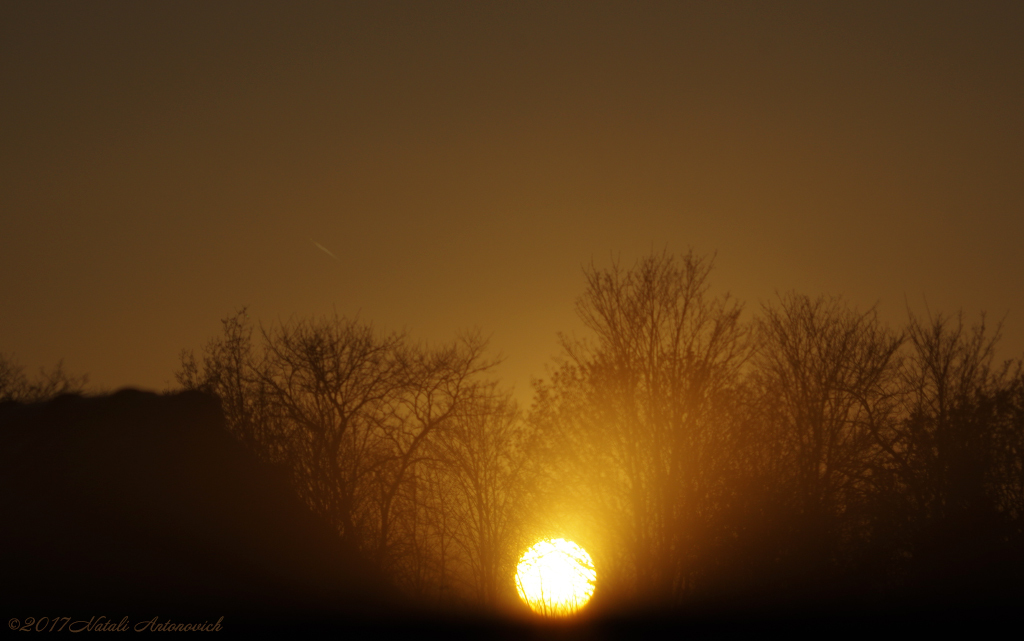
xmin=2 ymin=1 xmax=1022 ymax=404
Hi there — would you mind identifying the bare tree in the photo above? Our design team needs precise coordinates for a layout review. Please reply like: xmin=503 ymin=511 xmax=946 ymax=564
xmin=252 ymin=314 xmax=407 ymax=550
xmin=430 ymin=386 xmax=535 ymax=607
xmin=995 ymin=369 xmax=1024 ymax=524
xmin=0 ymin=353 xmax=87 ymax=402
xmin=176 ymin=309 xmax=281 ymax=458
xmin=177 ymin=311 xmax=501 ymax=581
xmin=874 ymin=311 xmax=1024 ymax=581
xmin=392 ymin=458 xmax=460 ymax=601
xmin=749 ymin=293 xmax=903 ymax=580
xmin=531 ymin=251 xmax=748 ymax=602
xmin=368 ymin=333 xmax=497 ymax=570
xmin=895 ymin=311 xmax=1011 ymax=516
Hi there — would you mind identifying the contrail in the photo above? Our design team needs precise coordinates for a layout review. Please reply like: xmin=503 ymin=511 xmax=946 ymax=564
xmin=312 ymin=240 xmax=339 ymax=261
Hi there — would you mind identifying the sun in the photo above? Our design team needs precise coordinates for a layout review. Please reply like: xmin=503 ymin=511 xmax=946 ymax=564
xmin=515 ymin=538 xmax=596 ymax=616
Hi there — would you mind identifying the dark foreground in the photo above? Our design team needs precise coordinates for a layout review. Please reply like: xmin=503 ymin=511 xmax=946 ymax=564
xmin=1 ymin=390 xmax=1018 ymax=638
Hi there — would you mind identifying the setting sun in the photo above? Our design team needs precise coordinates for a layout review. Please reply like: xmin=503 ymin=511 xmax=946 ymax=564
xmin=515 ymin=539 xmax=596 ymax=616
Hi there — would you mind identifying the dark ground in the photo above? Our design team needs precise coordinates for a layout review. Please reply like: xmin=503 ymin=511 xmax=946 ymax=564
xmin=1 ymin=390 xmax=1017 ymax=638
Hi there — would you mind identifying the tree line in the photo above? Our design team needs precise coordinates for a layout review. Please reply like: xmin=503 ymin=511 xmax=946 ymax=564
xmin=175 ymin=313 xmax=537 ymax=608
xmin=174 ymin=252 xmax=1024 ymax=611
xmin=8 ymin=250 xmax=1020 ymax=612
xmin=528 ymin=252 xmax=1024 ymax=610
xmin=0 ymin=355 xmax=86 ymax=403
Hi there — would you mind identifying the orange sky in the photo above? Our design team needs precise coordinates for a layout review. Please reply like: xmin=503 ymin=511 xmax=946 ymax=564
xmin=2 ymin=1 xmax=1022 ymax=406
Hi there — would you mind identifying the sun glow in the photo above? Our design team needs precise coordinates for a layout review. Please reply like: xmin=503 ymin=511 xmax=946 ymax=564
xmin=515 ymin=538 xmax=596 ymax=616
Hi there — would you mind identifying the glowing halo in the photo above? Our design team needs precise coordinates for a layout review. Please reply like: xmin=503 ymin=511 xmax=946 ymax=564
xmin=514 ymin=538 xmax=596 ymax=616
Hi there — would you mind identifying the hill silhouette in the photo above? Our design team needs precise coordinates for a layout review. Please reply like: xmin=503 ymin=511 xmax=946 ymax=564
xmin=0 ymin=389 xmax=396 ymax=630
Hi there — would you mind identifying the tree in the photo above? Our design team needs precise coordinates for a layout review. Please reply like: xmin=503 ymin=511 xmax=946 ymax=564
xmin=177 ymin=309 xmax=280 ymax=457
xmin=425 ymin=386 xmax=535 ymax=607
xmin=363 ymin=331 xmax=496 ymax=569
xmin=748 ymin=294 xmax=903 ymax=584
xmin=877 ymin=311 xmax=1024 ymax=590
xmin=530 ymin=251 xmax=748 ymax=602
xmin=254 ymin=314 xmax=408 ymax=551
xmin=0 ymin=353 xmax=87 ymax=402
xmin=177 ymin=311 xmax=500 ymax=580
xmin=896 ymin=311 xmax=1010 ymax=519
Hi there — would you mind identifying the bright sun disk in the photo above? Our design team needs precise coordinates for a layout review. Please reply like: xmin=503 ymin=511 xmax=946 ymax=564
xmin=515 ymin=538 xmax=596 ymax=616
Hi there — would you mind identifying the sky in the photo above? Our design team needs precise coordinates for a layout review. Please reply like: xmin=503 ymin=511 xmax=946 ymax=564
xmin=2 ymin=1 xmax=1022 ymax=405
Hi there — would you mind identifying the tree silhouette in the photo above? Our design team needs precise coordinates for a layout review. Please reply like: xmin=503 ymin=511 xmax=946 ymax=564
xmin=177 ymin=309 xmax=280 ymax=457
xmin=530 ymin=251 xmax=747 ymax=603
xmin=172 ymin=258 xmax=1024 ymax=614
xmin=0 ymin=352 xmax=87 ymax=402
xmin=177 ymin=311 xmax=501 ymax=582
xmin=878 ymin=311 xmax=1024 ymax=597
xmin=423 ymin=385 xmax=536 ymax=607
xmin=746 ymin=293 xmax=903 ymax=589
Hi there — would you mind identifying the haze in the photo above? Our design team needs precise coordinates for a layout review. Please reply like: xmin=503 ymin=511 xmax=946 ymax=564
xmin=2 ymin=1 xmax=1021 ymax=401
